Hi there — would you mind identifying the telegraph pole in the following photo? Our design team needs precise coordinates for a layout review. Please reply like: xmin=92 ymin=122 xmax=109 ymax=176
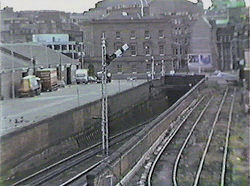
xmin=101 ymin=34 xmax=109 ymax=156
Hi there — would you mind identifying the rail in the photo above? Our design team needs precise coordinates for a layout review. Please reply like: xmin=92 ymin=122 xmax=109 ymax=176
xmin=172 ymin=96 xmax=214 ymax=186
xmin=193 ymin=87 xmax=229 ymax=186
xmin=12 ymin=119 xmax=152 ymax=186
xmin=147 ymin=96 xmax=205 ymax=186
xmin=220 ymin=88 xmax=236 ymax=186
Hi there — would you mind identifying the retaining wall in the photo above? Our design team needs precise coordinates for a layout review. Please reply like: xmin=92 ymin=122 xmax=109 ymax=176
xmin=0 ymin=79 xmax=166 ymax=178
xmin=86 ymin=77 xmax=205 ymax=185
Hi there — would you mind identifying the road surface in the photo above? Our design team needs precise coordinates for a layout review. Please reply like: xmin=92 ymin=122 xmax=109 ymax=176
xmin=0 ymin=80 xmax=146 ymax=136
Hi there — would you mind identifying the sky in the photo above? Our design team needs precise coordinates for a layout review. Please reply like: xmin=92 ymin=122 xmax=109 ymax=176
xmin=0 ymin=0 xmax=249 ymax=13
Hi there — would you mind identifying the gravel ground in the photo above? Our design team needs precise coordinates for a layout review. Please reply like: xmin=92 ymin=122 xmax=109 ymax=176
xmin=127 ymin=81 xmax=249 ymax=186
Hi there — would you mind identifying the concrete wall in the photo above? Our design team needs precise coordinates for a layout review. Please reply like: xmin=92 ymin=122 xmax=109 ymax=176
xmin=0 ymin=75 xmax=203 ymax=179
xmin=86 ymin=77 xmax=205 ymax=185
xmin=0 ymin=70 xmax=23 ymax=99
xmin=0 ymin=79 xmax=163 ymax=177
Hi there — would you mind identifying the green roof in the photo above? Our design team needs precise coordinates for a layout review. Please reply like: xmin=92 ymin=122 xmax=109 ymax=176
xmin=216 ymin=19 xmax=229 ymax=25
xmin=213 ymin=0 xmax=245 ymax=9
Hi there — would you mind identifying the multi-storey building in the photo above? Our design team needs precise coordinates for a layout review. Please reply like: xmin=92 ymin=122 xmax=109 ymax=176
xmin=0 ymin=7 xmax=84 ymax=43
xmin=206 ymin=0 xmax=249 ymax=71
xmin=81 ymin=0 xmax=203 ymax=74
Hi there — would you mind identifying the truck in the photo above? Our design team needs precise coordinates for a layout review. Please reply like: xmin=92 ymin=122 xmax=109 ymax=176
xmin=18 ymin=75 xmax=41 ymax=97
xmin=36 ymin=68 xmax=58 ymax=91
xmin=76 ymin=69 xmax=88 ymax=84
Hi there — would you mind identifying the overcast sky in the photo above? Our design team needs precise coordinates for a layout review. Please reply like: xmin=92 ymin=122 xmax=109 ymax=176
xmin=0 ymin=0 xmax=249 ymax=13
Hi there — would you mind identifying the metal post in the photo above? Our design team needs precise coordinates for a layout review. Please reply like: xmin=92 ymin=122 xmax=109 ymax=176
xmin=101 ymin=33 xmax=109 ymax=156
xmin=81 ymin=52 xmax=84 ymax=69
xmin=178 ymin=44 xmax=181 ymax=69
xmin=11 ymin=49 xmax=15 ymax=99
xmin=221 ymin=43 xmax=224 ymax=71
xmin=118 ymin=79 xmax=121 ymax=92
xmin=161 ymin=60 xmax=165 ymax=77
xmin=46 ymin=45 xmax=49 ymax=68
xmin=59 ymin=54 xmax=62 ymax=80
xmin=140 ymin=0 xmax=144 ymax=17
xmin=151 ymin=56 xmax=155 ymax=80
xmin=172 ymin=58 xmax=174 ymax=71
xmin=230 ymin=41 xmax=233 ymax=71
xmin=77 ymin=86 xmax=80 ymax=107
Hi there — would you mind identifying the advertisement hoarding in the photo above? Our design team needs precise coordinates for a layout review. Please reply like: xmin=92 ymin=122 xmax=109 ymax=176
xmin=188 ymin=53 xmax=212 ymax=69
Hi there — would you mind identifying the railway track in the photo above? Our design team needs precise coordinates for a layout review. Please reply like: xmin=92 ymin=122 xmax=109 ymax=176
xmin=12 ymin=119 xmax=153 ymax=186
xmin=144 ymin=86 xmax=236 ymax=186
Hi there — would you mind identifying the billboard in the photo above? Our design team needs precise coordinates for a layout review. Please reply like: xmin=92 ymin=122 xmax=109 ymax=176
xmin=188 ymin=53 xmax=212 ymax=69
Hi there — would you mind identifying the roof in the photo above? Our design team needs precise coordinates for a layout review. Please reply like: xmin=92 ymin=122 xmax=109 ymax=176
xmin=216 ymin=19 xmax=229 ymax=25
xmin=0 ymin=50 xmax=30 ymax=71
xmin=0 ymin=43 xmax=78 ymax=71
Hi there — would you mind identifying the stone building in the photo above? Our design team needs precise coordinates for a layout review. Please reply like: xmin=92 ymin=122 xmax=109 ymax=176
xmin=188 ymin=17 xmax=217 ymax=71
xmin=81 ymin=0 xmax=203 ymax=75
xmin=0 ymin=7 xmax=84 ymax=43
xmin=206 ymin=0 xmax=249 ymax=71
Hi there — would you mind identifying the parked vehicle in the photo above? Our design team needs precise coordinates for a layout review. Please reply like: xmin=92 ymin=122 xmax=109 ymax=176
xmin=88 ymin=76 xmax=97 ymax=83
xmin=18 ymin=75 xmax=41 ymax=97
xmin=76 ymin=69 xmax=88 ymax=84
xmin=36 ymin=68 xmax=58 ymax=92
xmin=96 ymin=71 xmax=112 ymax=83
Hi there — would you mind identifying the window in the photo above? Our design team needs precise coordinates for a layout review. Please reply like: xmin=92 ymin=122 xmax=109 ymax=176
xmin=159 ymin=45 xmax=164 ymax=55
xmin=146 ymin=64 xmax=151 ymax=71
xmin=132 ymin=64 xmax=137 ymax=72
xmin=116 ymin=31 xmax=121 ymax=39
xmin=62 ymin=45 xmax=67 ymax=50
xmin=159 ymin=30 xmax=164 ymax=38
xmin=175 ymin=48 xmax=178 ymax=55
xmin=144 ymin=44 xmax=151 ymax=56
xmin=117 ymin=64 xmax=122 ymax=73
xmin=54 ymin=45 xmax=60 ymax=50
xmin=130 ymin=31 xmax=136 ymax=39
xmin=145 ymin=31 xmax=150 ymax=39
xmin=130 ymin=44 xmax=137 ymax=56
xmin=224 ymin=36 xmax=227 ymax=42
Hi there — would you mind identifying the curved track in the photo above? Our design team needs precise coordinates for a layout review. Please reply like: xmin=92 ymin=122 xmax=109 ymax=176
xmin=146 ymin=87 xmax=236 ymax=186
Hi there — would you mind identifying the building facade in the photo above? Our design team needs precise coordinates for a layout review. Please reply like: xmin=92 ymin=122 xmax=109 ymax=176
xmin=32 ymin=34 xmax=82 ymax=59
xmin=0 ymin=7 xmax=84 ymax=43
xmin=81 ymin=0 xmax=203 ymax=74
xmin=206 ymin=1 xmax=249 ymax=71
